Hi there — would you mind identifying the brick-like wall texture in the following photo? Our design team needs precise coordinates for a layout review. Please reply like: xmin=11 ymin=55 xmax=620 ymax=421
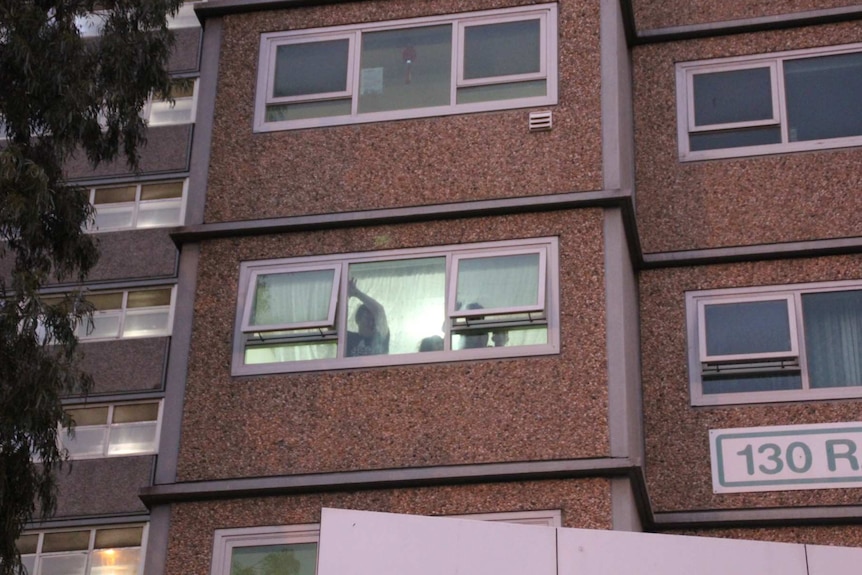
xmin=640 ymin=254 xmax=862 ymax=513
xmin=632 ymin=22 xmax=862 ymax=253
xmin=178 ymin=209 xmax=608 ymax=481
xmin=203 ymin=0 xmax=603 ymax=223
xmin=165 ymin=479 xmax=613 ymax=575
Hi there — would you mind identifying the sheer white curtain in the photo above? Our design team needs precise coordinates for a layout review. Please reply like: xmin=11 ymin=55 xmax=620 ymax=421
xmin=803 ymin=290 xmax=862 ymax=388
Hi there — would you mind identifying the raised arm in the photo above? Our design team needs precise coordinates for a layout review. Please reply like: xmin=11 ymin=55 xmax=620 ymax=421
xmin=348 ymin=277 xmax=389 ymax=336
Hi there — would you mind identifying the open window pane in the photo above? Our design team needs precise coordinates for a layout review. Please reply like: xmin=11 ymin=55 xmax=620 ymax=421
xmin=358 ymin=25 xmax=452 ymax=114
xmin=802 ymin=290 xmax=862 ymax=388
xmin=463 ymin=19 xmax=541 ymax=80
xmin=701 ymin=299 xmax=793 ymax=360
xmin=230 ymin=543 xmax=318 ymax=575
xmin=274 ymin=40 xmax=350 ymax=98
xmin=347 ymin=257 xmax=445 ymax=356
xmin=453 ymin=252 xmax=543 ymax=316
xmin=692 ymin=67 xmax=773 ymax=127
xmin=248 ymin=268 xmax=338 ymax=330
xmin=785 ymin=52 xmax=862 ymax=142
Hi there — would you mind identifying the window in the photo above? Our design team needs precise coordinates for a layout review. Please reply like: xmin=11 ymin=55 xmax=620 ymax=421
xmin=75 ymin=2 xmax=201 ymax=36
xmin=234 ymin=238 xmax=558 ymax=375
xmin=687 ymin=280 xmax=862 ymax=405
xmin=59 ymin=401 xmax=162 ymax=460
xmin=17 ymin=525 xmax=147 ymax=575
xmin=145 ymin=79 xmax=197 ymax=126
xmin=85 ymin=180 xmax=186 ymax=232
xmin=676 ymin=43 xmax=862 ymax=160
xmin=43 ymin=287 xmax=175 ymax=342
xmin=254 ymin=4 xmax=557 ymax=131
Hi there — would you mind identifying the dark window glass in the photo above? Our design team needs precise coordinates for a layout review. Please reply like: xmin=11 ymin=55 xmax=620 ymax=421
xmin=274 ymin=40 xmax=350 ymax=98
xmin=693 ymin=67 xmax=773 ymax=126
xmin=689 ymin=125 xmax=782 ymax=151
xmin=704 ymin=300 xmax=792 ymax=357
xmin=463 ymin=19 xmax=541 ymax=80
xmin=703 ymin=372 xmax=802 ymax=394
xmin=802 ymin=290 xmax=862 ymax=388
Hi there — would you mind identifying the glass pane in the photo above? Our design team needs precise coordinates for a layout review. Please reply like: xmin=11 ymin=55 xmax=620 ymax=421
xmin=67 ymin=406 xmax=109 ymax=426
xmin=274 ymin=39 xmax=350 ymax=98
xmin=703 ymin=300 xmax=792 ymax=357
xmin=128 ymin=289 xmax=172 ymax=308
xmin=42 ymin=531 xmax=90 ymax=553
xmin=454 ymin=324 xmax=548 ymax=351
xmin=168 ymin=80 xmax=195 ymax=99
xmin=689 ymin=125 xmax=781 ymax=151
xmin=122 ymin=310 xmax=170 ymax=337
xmin=230 ymin=543 xmax=317 ymax=575
xmin=250 ymin=269 xmax=335 ymax=327
xmin=107 ymin=422 xmax=158 ymax=455
xmin=90 ymin=547 xmax=141 ymax=575
xmin=40 ymin=553 xmax=88 ymax=575
xmin=87 ymin=293 xmax=124 ymax=311
xmin=347 ymin=257 xmax=446 ymax=357
xmin=94 ymin=527 xmax=143 ymax=549
xmin=802 ymin=290 xmax=862 ymax=388
xmin=62 ymin=426 xmax=108 ymax=458
xmin=703 ymin=373 xmax=802 ymax=394
xmin=79 ymin=314 xmax=121 ymax=339
xmin=113 ymin=403 xmax=159 ymax=424
xmin=456 ymin=253 xmax=541 ymax=313
xmin=141 ymin=182 xmax=183 ymax=201
xmin=94 ymin=186 xmax=137 ymax=204
xmin=148 ymin=97 xmax=194 ymax=125
xmin=358 ymin=25 xmax=451 ymax=114
xmin=456 ymin=79 xmax=546 ymax=104
xmin=245 ymin=341 xmax=337 ymax=364
xmin=693 ymin=67 xmax=773 ymax=126
xmin=93 ymin=206 xmax=135 ymax=230
xmin=16 ymin=535 xmax=39 ymax=555
xmin=21 ymin=555 xmax=36 ymax=575
xmin=137 ymin=200 xmax=183 ymax=227
xmin=265 ymin=99 xmax=352 ymax=122
xmin=463 ymin=19 xmax=540 ymax=80
xmin=785 ymin=52 xmax=862 ymax=142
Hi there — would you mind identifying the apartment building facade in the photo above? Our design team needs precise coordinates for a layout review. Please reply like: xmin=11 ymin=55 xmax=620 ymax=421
xmin=15 ymin=0 xmax=862 ymax=573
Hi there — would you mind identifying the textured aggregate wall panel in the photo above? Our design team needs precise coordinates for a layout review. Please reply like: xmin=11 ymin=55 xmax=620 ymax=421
xmin=79 ymin=337 xmax=169 ymax=395
xmin=51 ymin=456 xmax=153 ymax=518
xmin=86 ymin=229 xmax=178 ymax=282
xmin=168 ymin=26 xmax=201 ymax=74
xmin=204 ymin=0 xmax=603 ymax=223
xmin=631 ymin=0 xmax=857 ymax=31
xmin=165 ymin=479 xmax=613 ymax=575
xmin=670 ymin=525 xmax=862 ymax=551
xmin=632 ymin=22 xmax=862 ymax=253
xmin=639 ymin=255 xmax=862 ymax=512
xmin=64 ymin=124 xmax=192 ymax=180
xmin=178 ymin=209 xmax=608 ymax=481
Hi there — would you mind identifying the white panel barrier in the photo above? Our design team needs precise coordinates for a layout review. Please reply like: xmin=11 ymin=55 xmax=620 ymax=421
xmin=317 ymin=508 xmax=862 ymax=575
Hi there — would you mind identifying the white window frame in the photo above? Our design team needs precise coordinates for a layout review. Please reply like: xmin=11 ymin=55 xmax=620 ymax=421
xmin=211 ymin=524 xmax=320 ymax=575
xmin=254 ymin=4 xmax=558 ymax=132
xmin=687 ymin=279 xmax=862 ymax=406
xmin=19 ymin=524 xmax=148 ymax=575
xmin=58 ymin=400 xmax=163 ymax=460
xmin=676 ymin=43 xmax=862 ymax=161
xmin=144 ymin=79 xmax=198 ymax=126
xmin=86 ymin=179 xmax=188 ymax=232
xmin=78 ymin=286 xmax=176 ymax=342
xmin=233 ymin=238 xmax=559 ymax=376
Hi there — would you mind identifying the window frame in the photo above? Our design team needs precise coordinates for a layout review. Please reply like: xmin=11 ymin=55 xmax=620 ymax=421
xmin=233 ymin=237 xmax=559 ymax=376
xmin=78 ymin=286 xmax=176 ymax=342
xmin=85 ymin=179 xmax=188 ymax=232
xmin=19 ymin=524 xmax=148 ymax=575
xmin=58 ymin=400 xmax=163 ymax=460
xmin=144 ymin=78 xmax=198 ymax=126
xmin=254 ymin=3 xmax=558 ymax=132
xmin=687 ymin=279 xmax=862 ymax=405
xmin=676 ymin=43 xmax=862 ymax=161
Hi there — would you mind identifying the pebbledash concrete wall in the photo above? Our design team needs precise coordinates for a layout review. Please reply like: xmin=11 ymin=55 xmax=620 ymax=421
xmin=165 ymin=479 xmax=614 ymax=575
xmin=177 ymin=209 xmax=609 ymax=481
xmin=202 ymin=0 xmax=603 ymax=224
xmin=632 ymin=21 xmax=862 ymax=253
xmin=639 ymin=254 xmax=862 ymax=514
xmin=630 ymin=0 xmax=857 ymax=30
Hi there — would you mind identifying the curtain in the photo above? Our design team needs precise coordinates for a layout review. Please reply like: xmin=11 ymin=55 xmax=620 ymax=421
xmin=803 ymin=290 xmax=862 ymax=388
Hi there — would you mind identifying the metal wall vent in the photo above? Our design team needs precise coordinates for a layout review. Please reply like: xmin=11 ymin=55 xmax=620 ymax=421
xmin=529 ymin=111 xmax=553 ymax=131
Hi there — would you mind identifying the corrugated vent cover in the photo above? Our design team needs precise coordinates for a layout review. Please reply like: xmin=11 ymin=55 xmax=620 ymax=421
xmin=529 ymin=111 xmax=552 ymax=131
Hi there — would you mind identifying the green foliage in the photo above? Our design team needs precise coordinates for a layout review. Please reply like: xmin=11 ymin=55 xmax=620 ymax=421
xmin=0 ymin=1 xmax=182 ymax=574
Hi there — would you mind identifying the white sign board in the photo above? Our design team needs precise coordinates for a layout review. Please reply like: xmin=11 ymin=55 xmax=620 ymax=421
xmin=710 ymin=422 xmax=862 ymax=493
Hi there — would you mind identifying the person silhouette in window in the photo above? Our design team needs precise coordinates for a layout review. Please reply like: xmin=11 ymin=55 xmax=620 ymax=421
xmin=346 ymin=277 xmax=390 ymax=357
